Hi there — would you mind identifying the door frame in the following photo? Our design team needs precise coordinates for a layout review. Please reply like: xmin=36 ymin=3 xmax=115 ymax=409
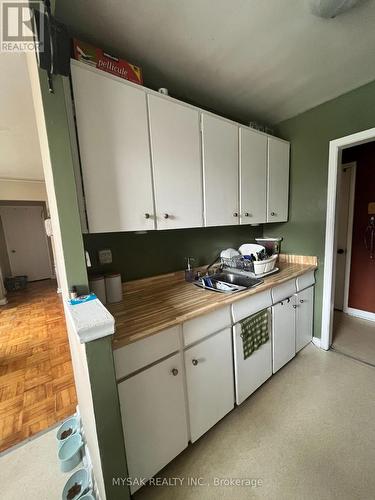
xmin=340 ymin=162 xmax=356 ymax=314
xmin=321 ymin=127 xmax=375 ymax=350
xmin=0 ymin=202 xmax=54 ymax=281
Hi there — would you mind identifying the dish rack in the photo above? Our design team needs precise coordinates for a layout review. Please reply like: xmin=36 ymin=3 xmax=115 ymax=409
xmin=221 ymin=254 xmax=279 ymax=277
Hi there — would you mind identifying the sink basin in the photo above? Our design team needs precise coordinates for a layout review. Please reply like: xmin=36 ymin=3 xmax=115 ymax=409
xmin=193 ymin=272 xmax=263 ymax=293
xmin=211 ymin=272 xmax=263 ymax=288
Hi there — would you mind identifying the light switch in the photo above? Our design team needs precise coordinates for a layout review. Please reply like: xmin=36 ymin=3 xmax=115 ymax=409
xmin=98 ymin=249 xmax=112 ymax=265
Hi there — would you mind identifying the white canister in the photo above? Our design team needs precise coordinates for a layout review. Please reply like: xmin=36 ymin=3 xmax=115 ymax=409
xmin=89 ymin=275 xmax=106 ymax=304
xmin=105 ymin=273 xmax=123 ymax=303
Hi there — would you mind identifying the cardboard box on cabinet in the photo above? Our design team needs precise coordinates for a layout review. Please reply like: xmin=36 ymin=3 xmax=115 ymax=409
xmin=72 ymin=38 xmax=143 ymax=84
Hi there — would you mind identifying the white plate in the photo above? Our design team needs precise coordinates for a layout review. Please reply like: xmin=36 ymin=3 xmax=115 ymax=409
xmin=220 ymin=248 xmax=240 ymax=259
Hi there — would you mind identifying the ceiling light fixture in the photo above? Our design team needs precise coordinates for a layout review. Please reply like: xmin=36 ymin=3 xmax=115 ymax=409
xmin=308 ymin=0 xmax=362 ymax=18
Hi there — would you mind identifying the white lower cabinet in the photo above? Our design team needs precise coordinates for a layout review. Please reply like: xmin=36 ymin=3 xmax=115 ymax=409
xmin=184 ymin=328 xmax=234 ymax=442
xmin=118 ymin=353 xmax=188 ymax=493
xmin=272 ymin=298 xmax=296 ymax=373
xmin=295 ymin=286 xmax=314 ymax=352
xmin=116 ymin=275 xmax=315 ymax=492
xmin=233 ymin=322 xmax=272 ymax=405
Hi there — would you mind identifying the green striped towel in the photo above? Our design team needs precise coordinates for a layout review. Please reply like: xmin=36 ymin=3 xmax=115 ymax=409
xmin=240 ymin=309 xmax=269 ymax=359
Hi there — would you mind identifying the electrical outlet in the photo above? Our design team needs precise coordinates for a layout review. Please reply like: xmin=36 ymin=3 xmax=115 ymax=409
xmin=98 ymin=249 xmax=112 ymax=265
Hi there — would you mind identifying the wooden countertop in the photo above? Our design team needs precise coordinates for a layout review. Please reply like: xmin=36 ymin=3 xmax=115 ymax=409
xmin=109 ymin=260 xmax=317 ymax=350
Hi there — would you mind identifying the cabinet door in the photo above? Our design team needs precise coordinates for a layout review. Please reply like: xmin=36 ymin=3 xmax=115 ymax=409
xmin=295 ymin=286 xmax=314 ymax=352
xmin=202 ymin=114 xmax=239 ymax=226
xmin=184 ymin=328 xmax=234 ymax=442
xmin=233 ymin=322 xmax=272 ymax=405
xmin=71 ymin=63 xmax=155 ymax=232
xmin=148 ymin=95 xmax=203 ymax=229
xmin=118 ymin=353 xmax=188 ymax=493
xmin=239 ymin=128 xmax=267 ymax=224
xmin=267 ymin=137 xmax=290 ymax=222
xmin=272 ymin=299 xmax=296 ymax=373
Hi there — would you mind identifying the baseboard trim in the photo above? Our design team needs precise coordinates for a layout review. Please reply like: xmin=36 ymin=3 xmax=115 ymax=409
xmin=345 ymin=307 xmax=375 ymax=322
xmin=312 ymin=337 xmax=322 ymax=349
xmin=0 ymin=297 xmax=8 ymax=306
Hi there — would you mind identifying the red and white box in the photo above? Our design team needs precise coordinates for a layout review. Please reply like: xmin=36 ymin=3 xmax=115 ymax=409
xmin=72 ymin=38 xmax=143 ymax=85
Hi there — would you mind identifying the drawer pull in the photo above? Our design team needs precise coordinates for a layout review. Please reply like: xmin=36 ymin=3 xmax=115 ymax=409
xmin=293 ymin=305 xmax=297 ymax=309
xmin=300 ymin=299 xmax=305 ymax=303
xmin=171 ymin=368 xmax=179 ymax=376
xmin=192 ymin=359 xmax=199 ymax=366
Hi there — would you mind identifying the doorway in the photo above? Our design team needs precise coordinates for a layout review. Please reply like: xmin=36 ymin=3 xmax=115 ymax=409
xmin=0 ymin=203 xmax=53 ymax=282
xmin=322 ymin=129 xmax=375 ymax=362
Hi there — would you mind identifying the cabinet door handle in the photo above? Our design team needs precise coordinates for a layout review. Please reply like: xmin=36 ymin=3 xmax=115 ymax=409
xmin=271 ymin=211 xmax=277 ymax=217
xmin=164 ymin=213 xmax=169 ymax=219
xmin=233 ymin=212 xmax=238 ymax=218
xmin=286 ymin=298 xmax=290 ymax=303
xmin=192 ymin=359 xmax=198 ymax=366
xmin=300 ymin=299 xmax=304 ymax=303
xmin=244 ymin=212 xmax=251 ymax=217
xmin=280 ymin=301 xmax=284 ymax=306
xmin=171 ymin=368 xmax=179 ymax=376
xmin=293 ymin=305 xmax=297 ymax=309
xmin=144 ymin=213 xmax=151 ymax=219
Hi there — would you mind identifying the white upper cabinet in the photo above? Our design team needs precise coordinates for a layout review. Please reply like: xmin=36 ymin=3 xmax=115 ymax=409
xmin=148 ymin=95 xmax=203 ymax=229
xmin=71 ymin=62 xmax=291 ymax=232
xmin=202 ymin=114 xmax=239 ymax=226
xmin=239 ymin=127 xmax=267 ymax=224
xmin=267 ymin=137 xmax=290 ymax=222
xmin=71 ymin=62 xmax=155 ymax=232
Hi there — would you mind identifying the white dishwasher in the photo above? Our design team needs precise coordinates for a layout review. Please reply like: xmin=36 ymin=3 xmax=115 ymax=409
xmin=232 ymin=290 xmax=273 ymax=405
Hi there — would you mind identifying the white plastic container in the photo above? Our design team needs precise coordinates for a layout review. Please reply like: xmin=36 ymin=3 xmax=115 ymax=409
xmin=105 ymin=273 xmax=123 ymax=303
xmin=89 ymin=276 xmax=106 ymax=304
xmin=253 ymin=255 xmax=278 ymax=275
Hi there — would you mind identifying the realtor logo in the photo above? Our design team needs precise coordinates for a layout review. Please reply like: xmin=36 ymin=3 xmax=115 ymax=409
xmin=1 ymin=1 xmax=43 ymax=52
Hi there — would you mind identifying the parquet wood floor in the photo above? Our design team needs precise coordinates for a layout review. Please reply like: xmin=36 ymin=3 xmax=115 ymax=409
xmin=0 ymin=280 xmax=77 ymax=452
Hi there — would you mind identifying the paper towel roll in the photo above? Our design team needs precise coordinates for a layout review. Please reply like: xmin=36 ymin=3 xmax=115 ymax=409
xmin=105 ymin=273 xmax=123 ymax=303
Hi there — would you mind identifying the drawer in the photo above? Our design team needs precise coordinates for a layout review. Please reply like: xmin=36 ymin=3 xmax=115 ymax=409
xmin=114 ymin=325 xmax=181 ymax=380
xmin=183 ymin=306 xmax=231 ymax=347
xmin=296 ymin=271 xmax=315 ymax=291
xmin=231 ymin=290 xmax=272 ymax=323
xmin=271 ymin=279 xmax=297 ymax=304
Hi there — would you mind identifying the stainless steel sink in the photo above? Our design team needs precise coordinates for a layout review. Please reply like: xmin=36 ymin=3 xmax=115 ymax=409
xmin=210 ymin=272 xmax=262 ymax=288
xmin=193 ymin=271 xmax=263 ymax=293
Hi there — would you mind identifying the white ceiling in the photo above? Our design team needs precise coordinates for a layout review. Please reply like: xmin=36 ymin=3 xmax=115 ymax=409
xmin=0 ymin=53 xmax=44 ymax=181
xmin=57 ymin=0 xmax=375 ymax=125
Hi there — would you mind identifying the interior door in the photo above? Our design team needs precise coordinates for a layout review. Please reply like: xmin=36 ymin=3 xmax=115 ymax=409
xmin=148 ymin=95 xmax=203 ymax=229
xmin=184 ymin=328 xmax=234 ymax=442
xmin=0 ymin=206 xmax=52 ymax=281
xmin=334 ymin=166 xmax=353 ymax=310
xmin=267 ymin=137 xmax=290 ymax=222
xmin=295 ymin=286 xmax=314 ymax=352
xmin=239 ymin=127 xmax=267 ymax=224
xmin=202 ymin=114 xmax=239 ymax=226
xmin=118 ymin=353 xmax=188 ymax=494
xmin=71 ymin=62 xmax=155 ymax=232
xmin=272 ymin=298 xmax=296 ymax=373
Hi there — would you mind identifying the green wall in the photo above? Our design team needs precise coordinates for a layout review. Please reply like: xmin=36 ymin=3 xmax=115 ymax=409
xmin=266 ymin=79 xmax=375 ymax=338
xmin=38 ymin=70 xmax=129 ymax=500
xmin=84 ymin=224 xmax=263 ymax=281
